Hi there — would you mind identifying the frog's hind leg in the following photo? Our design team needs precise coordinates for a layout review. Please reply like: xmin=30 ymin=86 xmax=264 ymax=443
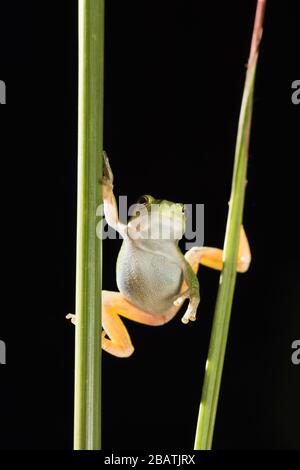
xmin=102 ymin=290 xmax=178 ymax=358
xmin=185 ymin=225 xmax=251 ymax=274
xmin=103 ymin=291 xmax=178 ymax=326
xmin=102 ymin=305 xmax=134 ymax=358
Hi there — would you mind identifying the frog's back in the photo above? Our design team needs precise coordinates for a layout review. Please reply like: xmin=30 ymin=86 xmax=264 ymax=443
xmin=116 ymin=240 xmax=183 ymax=315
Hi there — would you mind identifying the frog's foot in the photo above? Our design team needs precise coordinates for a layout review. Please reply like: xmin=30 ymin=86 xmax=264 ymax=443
xmin=102 ymin=151 xmax=114 ymax=199
xmin=66 ymin=313 xmax=76 ymax=325
xmin=185 ymin=226 xmax=251 ymax=274
xmin=102 ymin=309 xmax=134 ymax=358
xmin=181 ymin=296 xmax=200 ymax=324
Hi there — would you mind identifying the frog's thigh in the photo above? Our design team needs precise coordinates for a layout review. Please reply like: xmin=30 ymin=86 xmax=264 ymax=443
xmin=102 ymin=291 xmax=178 ymax=326
xmin=185 ymin=225 xmax=251 ymax=273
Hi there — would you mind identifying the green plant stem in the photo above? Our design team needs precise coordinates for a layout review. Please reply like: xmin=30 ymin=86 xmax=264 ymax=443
xmin=74 ymin=0 xmax=105 ymax=450
xmin=194 ymin=0 xmax=266 ymax=450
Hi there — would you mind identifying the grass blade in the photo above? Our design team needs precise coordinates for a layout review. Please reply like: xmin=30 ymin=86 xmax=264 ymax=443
xmin=73 ymin=0 xmax=105 ymax=450
xmin=194 ymin=0 xmax=267 ymax=450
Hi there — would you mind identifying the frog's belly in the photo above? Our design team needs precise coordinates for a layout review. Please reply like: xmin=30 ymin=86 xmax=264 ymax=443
xmin=116 ymin=247 xmax=183 ymax=315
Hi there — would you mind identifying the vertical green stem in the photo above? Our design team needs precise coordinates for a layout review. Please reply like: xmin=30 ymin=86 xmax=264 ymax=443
xmin=74 ymin=0 xmax=105 ymax=450
xmin=194 ymin=0 xmax=266 ymax=450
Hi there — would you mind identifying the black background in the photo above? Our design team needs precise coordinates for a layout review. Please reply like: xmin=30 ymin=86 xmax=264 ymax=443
xmin=0 ymin=0 xmax=299 ymax=450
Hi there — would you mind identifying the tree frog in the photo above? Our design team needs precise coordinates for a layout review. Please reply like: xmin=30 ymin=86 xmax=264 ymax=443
xmin=68 ymin=153 xmax=251 ymax=358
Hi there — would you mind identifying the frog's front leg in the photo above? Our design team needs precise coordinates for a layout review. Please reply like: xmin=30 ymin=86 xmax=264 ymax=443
xmin=102 ymin=151 xmax=126 ymax=238
xmin=175 ymin=261 xmax=200 ymax=324
xmin=102 ymin=291 xmax=179 ymax=357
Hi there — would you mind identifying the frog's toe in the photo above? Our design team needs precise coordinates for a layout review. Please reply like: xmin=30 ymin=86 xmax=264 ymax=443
xmin=181 ymin=307 xmax=194 ymax=324
xmin=66 ymin=313 xmax=77 ymax=325
xmin=102 ymin=151 xmax=114 ymax=184
xmin=102 ymin=152 xmax=114 ymax=199
xmin=173 ymin=290 xmax=189 ymax=307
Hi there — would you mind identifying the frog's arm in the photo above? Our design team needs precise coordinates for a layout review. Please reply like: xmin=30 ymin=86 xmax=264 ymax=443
xmin=176 ymin=260 xmax=201 ymax=324
xmin=102 ymin=151 xmax=127 ymax=238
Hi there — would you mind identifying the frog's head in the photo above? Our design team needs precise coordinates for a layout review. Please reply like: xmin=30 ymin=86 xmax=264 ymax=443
xmin=128 ymin=194 xmax=185 ymax=242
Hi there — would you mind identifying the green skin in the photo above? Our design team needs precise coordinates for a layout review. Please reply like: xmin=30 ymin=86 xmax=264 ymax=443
xmin=116 ymin=195 xmax=200 ymax=318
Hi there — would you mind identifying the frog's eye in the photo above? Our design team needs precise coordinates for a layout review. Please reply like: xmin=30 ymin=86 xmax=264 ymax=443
xmin=137 ymin=195 xmax=149 ymax=205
